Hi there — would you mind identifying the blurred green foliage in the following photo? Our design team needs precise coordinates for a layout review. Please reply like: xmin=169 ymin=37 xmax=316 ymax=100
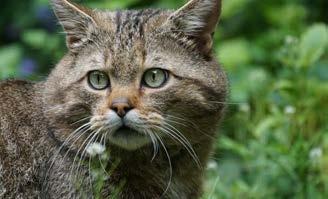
xmin=0 ymin=0 xmax=327 ymax=198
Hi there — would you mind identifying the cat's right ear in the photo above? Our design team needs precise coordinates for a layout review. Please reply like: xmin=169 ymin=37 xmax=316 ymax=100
xmin=51 ymin=0 xmax=97 ymax=53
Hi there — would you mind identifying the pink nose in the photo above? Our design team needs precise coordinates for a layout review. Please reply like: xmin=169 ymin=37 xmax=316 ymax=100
xmin=110 ymin=97 xmax=132 ymax=117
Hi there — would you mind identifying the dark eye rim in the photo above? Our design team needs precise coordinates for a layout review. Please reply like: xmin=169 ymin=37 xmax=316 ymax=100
xmin=141 ymin=68 xmax=169 ymax=89
xmin=87 ymin=70 xmax=110 ymax=90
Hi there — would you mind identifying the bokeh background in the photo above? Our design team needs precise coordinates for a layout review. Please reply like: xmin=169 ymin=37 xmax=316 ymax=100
xmin=1 ymin=0 xmax=327 ymax=198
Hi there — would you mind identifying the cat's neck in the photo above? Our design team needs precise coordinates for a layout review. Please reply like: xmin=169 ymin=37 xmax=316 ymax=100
xmin=101 ymin=144 xmax=204 ymax=198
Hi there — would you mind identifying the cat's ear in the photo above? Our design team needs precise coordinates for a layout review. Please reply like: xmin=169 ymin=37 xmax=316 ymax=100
xmin=51 ymin=0 xmax=97 ymax=52
xmin=168 ymin=0 xmax=221 ymax=55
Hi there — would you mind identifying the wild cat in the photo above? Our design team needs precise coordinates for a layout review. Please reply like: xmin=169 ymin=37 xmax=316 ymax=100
xmin=0 ymin=0 xmax=227 ymax=198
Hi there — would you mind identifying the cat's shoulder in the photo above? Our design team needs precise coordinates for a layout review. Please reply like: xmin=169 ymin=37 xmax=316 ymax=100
xmin=0 ymin=79 xmax=33 ymax=90
xmin=0 ymin=79 xmax=39 ymax=112
xmin=0 ymin=79 xmax=35 ymax=97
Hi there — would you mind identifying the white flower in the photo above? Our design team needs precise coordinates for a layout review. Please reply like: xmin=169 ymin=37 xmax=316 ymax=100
xmin=239 ymin=103 xmax=250 ymax=113
xmin=309 ymin=147 xmax=323 ymax=161
xmin=285 ymin=35 xmax=297 ymax=45
xmin=207 ymin=160 xmax=218 ymax=170
xmin=284 ymin=106 xmax=296 ymax=115
xmin=86 ymin=143 xmax=106 ymax=157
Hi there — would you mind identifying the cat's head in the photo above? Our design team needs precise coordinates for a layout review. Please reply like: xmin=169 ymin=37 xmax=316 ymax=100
xmin=43 ymin=0 xmax=227 ymax=153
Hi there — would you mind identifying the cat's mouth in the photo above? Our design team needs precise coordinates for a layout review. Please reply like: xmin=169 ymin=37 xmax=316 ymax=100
xmin=108 ymin=125 xmax=151 ymax=150
xmin=112 ymin=126 xmax=144 ymax=138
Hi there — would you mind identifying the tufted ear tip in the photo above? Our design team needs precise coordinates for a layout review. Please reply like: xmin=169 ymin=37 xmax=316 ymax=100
xmin=51 ymin=0 xmax=95 ymax=20
xmin=168 ymin=0 xmax=222 ymax=55
xmin=51 ymin=0 xmax=97 ymax=52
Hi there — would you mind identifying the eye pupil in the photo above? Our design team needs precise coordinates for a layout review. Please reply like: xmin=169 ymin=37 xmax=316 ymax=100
xmin=88 ymin=71 xmax=110 ymax=90
xmin=152 ymin=72 xmax=156 ymax=81
xmin=143 ymin=69 xmax=168 ymax=88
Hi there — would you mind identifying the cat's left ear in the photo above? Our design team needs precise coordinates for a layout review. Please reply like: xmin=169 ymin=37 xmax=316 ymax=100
xmin=51 ymin=0 xmax=97 ymax=53
xmin=168 ymin=0 xmax=222 ymax=55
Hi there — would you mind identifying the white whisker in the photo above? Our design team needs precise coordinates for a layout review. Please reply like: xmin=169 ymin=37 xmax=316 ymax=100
xmin=154 ymin=133 xmax=172 ymax=198
xmin=71 ymin=116 xmax=92 ymax=125
xmin=44 ymin=122 xmax=91 ymax=192
xmin=98 ymin=134 xmax=110 ymax=177
xmin=147 ymin=130 xmax=159 ymax=162
xmin=68 ymin=128 xmax=97 ymax=188
xmin=157 ymin=123 xmax=202 ymax=168
xmin=166 ymin=114 xmax=216 ymax=140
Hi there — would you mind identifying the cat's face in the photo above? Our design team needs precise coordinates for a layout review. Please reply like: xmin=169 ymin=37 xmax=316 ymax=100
xmin=44 ymin=0 xmax=227 ymax=152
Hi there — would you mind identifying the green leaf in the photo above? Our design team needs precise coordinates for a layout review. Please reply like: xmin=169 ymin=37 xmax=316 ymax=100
xmin=0 ymin=45 xmax=22 ymax=79
xmin=297 ymin=24 xmax=328 ymax=68
xmin=254 ymin=117 xmax=278 ymax=139
xmin=87 ymin=0 xmax=140 ymax=9
xmin=22 ymin=29 xmax=48 ymax=49
xmin=219 ymin=136 xmax=251 ymax=158
xmin=217 ymin=39 xmax=252 ymax=70
xmin=266 ymin=4 xmax=306 ymax=28
xmin=221 ymin=0 xmax=250 ymax=19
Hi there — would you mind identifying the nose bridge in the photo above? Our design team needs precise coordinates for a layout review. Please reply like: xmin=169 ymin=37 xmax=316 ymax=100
xmin=111 ymin=97 xmax=129 ymax=105
xmin=109 ymin=87 xmax=139 ymax=106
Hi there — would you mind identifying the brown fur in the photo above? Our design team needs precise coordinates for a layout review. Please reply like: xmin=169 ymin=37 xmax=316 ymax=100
xmin=0 ymin=0 xmax=227 ymax=198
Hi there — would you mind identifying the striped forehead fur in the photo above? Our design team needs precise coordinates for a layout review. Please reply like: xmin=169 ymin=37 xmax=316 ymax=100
xmin=113 ymin=9 xmax=163 ymax=46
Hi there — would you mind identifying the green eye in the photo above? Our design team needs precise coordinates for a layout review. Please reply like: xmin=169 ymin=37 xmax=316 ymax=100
xmin=142 ymin=69 xmax=168 ymax=88
xmin=88 ymin=70 xmax=110 ymax=90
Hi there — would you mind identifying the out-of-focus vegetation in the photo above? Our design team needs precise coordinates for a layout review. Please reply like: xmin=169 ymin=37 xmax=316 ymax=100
xmin=0 ymin=0 xmax=327 ymax=198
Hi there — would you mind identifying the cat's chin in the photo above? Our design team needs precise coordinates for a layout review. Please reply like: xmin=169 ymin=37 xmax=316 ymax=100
xmin=107 ymin=126 xmax=151 ymax=150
